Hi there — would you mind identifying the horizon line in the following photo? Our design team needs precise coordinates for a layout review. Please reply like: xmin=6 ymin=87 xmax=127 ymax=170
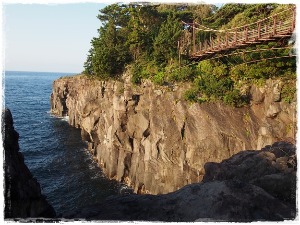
xmin=3 ymin=70 xmax=79 ymax=74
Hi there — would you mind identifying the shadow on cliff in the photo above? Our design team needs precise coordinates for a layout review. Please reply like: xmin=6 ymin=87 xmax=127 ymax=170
xmin=63 ymin=141 xmax=296 ymax=222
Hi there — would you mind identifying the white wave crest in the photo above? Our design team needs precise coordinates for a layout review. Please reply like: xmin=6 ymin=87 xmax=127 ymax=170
xmin=61 ymin=115 xmax=69 ymax=122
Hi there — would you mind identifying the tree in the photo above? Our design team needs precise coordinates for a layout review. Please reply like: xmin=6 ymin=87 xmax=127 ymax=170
xmin=187 ymin=4 xmax=216 ymax=23
xmin=83 ymin=48 xmax=94 ymax=75
xmin=83 ymin=4 xmax=131 ymax=78
xmin=97 ymin=3 xmax=129 ymax=27
xmin=126 ymin=4 xmax=161 ymax=60
xmin=153 ymin=13 xmax=182 ymax=65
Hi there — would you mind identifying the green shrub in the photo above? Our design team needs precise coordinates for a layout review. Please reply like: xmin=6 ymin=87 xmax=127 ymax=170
xmin=183 ymin=88 xmax=198 ymax=102
xmin=223 ymin=89 xmax=248 ymax=107
xmin=130 ymin=59 xmax=161 ymax=84
xmin=152 ymin=71 xmax=165 ymax=85
xmin=167 ymin=65 xmax=195 ymax=82
xmin=195 ymin=75 xmax=233 ymax=100
xmin=196 ymin=60 xmax=228 ymax=78
xmin=131 ymin=63 xmax=142 ymax=84
xmin=281 ymin=83 xmax=296 ymax=103
xmin=141 ymin=61 xmax=159 ymax=79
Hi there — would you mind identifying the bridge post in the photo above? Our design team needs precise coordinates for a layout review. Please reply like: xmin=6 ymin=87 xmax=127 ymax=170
xmin=257 ymin=22 xmax=261 ymax=39
xmin=226 ymin=32 xmax=228 ymax=47
xmin=273 ymin=16 xmax=277 ymax=36
xmin=292 ymin=7 xmax=296 ymax=32
xmin=234 ymin=30 xmax=237 ymax=46
xmin=244 ymin=26 xmax=248 ymax=42
xmin=178 ymin=40 xmax=181 ymax=67
xmin=192 ymin=21 xmax=196 ymax=55
xmin=279 ymin=21 xmax=282 ymax=30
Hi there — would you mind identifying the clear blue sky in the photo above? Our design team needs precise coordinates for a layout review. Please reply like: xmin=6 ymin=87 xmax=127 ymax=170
xmin=4 ymin=3 xmax=107 ymax=73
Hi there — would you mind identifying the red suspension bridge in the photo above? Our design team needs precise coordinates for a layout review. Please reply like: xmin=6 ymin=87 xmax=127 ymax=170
xmin=180 ymin=6 xmax=296 ymax=61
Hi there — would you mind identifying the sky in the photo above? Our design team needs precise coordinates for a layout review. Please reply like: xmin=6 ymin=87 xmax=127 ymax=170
xmin=3 ymin=2 xmax=107 ymax=73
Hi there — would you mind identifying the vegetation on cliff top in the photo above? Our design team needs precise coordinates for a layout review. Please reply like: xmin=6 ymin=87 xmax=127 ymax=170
xmin=83 ymin=3 xmax=296 ymax=107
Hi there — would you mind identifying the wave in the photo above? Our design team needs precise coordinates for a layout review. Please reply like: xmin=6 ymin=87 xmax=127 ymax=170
xmin=49 ymin=112 xmax=69 ymax=122
xmin=61 ymin=115 xmax=69 ymax=122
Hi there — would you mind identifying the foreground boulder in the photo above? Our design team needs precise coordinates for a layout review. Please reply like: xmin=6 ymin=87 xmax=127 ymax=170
xmin=3 ymin=108 xmax=56 ymax=218
xmin=65 ymin=141 xmax=296 ymax=222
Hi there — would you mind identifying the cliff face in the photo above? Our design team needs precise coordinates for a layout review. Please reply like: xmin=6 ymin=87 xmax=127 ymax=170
xmin=3 ymin=108 xmax=56 ymax=219
xmin=50 ymin=73 xmax=296 ymax=194
xmin=65 ymin=141 xmax=296 ymax=221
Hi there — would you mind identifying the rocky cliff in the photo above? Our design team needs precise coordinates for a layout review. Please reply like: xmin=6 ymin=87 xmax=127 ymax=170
xmin=65 ymin=141 xmax=296 ymax=221
xmin=50 ymin=73 xmax=296 ymax=194
xmin=3 ymin=108 xmax=56 ymax=219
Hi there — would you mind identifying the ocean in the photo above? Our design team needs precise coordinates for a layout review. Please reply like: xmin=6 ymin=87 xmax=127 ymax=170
xmin=4 ymin=71 xmax=129 ymax=215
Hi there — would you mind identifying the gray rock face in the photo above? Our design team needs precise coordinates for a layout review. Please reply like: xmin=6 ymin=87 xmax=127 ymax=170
xmin=3 ymin=109 xmax=56 ymax=219
xmin=65 ymin=142 xmax=296 ymax=222
xmin=50 ymin=74 xmax=296 ymax=194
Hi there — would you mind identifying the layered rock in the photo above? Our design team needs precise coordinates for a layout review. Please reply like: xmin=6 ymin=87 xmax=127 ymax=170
xmin=65 ymin=141 xmax=296 ymax=222
xmin=50 ymin=74 xmax=296 ymax=194
xmin=3 ymin=108 xmax=56 ymax=218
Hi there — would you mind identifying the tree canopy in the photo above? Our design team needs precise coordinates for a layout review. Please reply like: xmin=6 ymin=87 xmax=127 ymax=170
xmin=83 ymin=3 xmax=296 ymax=106
xmin=83 ymin=3 xmax=217 ymax=78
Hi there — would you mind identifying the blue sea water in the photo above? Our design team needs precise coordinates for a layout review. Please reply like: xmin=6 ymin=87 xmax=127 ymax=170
xmin=4 ymin=71 xmax=128 ymax=215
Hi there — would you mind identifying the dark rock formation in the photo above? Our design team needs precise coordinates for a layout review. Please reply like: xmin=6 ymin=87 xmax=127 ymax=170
xmin=51 ymin=74 xmax=296 ymax=194
xmin=65 ymin=142 xmax=296 ymax=222
xmin=203 ymin=141 xmax=297 ymax=211
xmin=3 ymin=108 xmax=56 ymax=219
